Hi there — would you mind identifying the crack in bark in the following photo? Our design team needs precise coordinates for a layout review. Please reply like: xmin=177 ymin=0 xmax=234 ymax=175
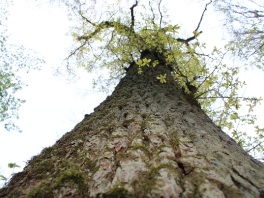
xmin=232 ymin=167 xmax=260 ymax=191
xmin=231 ymin=175 xmax=243 ymax=189
xmin=176 ymin=161 xmax=194 ymax=176
xmin=177 ymin=161 xmax=186 ymax=176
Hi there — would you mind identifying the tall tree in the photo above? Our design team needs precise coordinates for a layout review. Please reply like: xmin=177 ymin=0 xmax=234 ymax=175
xmin=62 ymin=0 xmax=264 ymax=159
xmin=1 ymin=0 xmax=264 ymax=197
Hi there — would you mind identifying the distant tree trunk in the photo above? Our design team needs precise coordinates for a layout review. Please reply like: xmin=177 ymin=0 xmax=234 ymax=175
xmin=1 ymin=50 xmax=264 ymax=198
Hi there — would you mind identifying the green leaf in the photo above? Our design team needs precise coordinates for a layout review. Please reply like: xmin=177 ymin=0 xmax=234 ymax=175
xmin=230 ymin=113 xmax=238 ymax=120
xmin=157 ymin=74 xmax=167 ymax=83
xmin=8 ymin=163 xmax=20 ymax=169
xmin=152 ymin=60 xmax=159 ymax=67
xmin=0 ymin=175 xmax=7 ymax=180
xmin=142 ymin=58 xmax=151 ymax=66
xmin=136 ymin=59 xmax=143 ymax=67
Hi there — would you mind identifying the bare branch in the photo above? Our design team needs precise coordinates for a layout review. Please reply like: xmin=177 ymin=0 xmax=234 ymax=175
xmin=130 ymin=1 xmax=138 ymax=29
xmin=176 ymin=0 xmax=212 ymax=46
xmin=158 ymin=0 xmax=163 ymax=27
xmin=195 ymin=0 xmax=212 ymax=32
xmin=176 ymin=33 xmax=202 ymax=46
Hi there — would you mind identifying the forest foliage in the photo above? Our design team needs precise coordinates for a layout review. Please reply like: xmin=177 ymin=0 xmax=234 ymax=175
xmin=213 ymin=0 xmax=264 ymax=69
xmin=0 ymin=0 xmax=44 ymax=132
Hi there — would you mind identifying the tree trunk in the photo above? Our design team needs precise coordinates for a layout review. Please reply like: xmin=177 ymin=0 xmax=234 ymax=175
xmin=1 ymin=51 xmax=264 ymax=198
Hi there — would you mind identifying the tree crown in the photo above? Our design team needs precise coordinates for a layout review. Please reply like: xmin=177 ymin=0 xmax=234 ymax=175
xmin=58 ymin=0 xmax=263 ymax=160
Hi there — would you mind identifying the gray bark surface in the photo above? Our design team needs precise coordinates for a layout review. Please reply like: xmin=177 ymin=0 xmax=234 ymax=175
xmin=1 ymin=51 xmax=264 ymax=197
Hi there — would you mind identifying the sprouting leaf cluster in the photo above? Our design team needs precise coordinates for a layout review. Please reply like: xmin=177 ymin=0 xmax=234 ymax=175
xmin=61 ymin=0 xmax=263 ymax=160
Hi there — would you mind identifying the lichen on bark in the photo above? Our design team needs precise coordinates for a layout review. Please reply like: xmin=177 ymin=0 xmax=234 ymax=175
xmin=0 ymin=50 xmax=264 ymax=197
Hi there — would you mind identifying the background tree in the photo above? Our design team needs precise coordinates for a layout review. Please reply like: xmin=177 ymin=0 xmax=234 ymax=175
xmin=213 ymin=0 xmax=264 ymax=68
xmin=0 ymin=0 xmax=44 ymax=132
xmin=209 ymin=0 xmax=264 ymax=160
xmin=0 ymin=0 xmax=264 ymax=197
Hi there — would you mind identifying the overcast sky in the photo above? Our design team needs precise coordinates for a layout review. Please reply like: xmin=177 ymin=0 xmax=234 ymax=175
xmin=1 ymin=0 xmax=263 ymax=187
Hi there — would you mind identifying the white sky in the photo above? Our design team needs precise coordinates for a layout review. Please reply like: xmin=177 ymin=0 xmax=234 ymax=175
xmin=0 ymin=0 xmax=263 ymax=187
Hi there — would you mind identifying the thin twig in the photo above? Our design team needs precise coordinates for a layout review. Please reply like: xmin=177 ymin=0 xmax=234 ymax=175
xmin=78 ymin=4 xmax=96 ymax=26
xmin=148 ymin=0 xmax=155 ymax=24
xmin=195 ymin=0 xmax=212 ymax=32
xmin=66 ymin=42 xmax=87 ymax=60
xmin=158 ymin=0 xmax=163 ymax=27
xmin=247 ymin=141 xmax=264 ymax=152
xmin=198 ymin=96 xmax=248 ymax=99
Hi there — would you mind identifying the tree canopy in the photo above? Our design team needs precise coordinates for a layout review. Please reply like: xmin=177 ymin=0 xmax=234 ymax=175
xmin=0 ymin=0 xmax=44 ymax=132
xmin=52 ymin=0 xmax=264 ymax=161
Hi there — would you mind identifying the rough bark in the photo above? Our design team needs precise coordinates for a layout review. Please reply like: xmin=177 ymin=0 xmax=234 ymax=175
xmin=1 ymin=51 xmax=264 ymax=198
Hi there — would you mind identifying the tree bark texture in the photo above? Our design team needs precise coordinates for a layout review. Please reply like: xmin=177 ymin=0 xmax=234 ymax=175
xmin=1 ymin=51 xmax=264 ymax=198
